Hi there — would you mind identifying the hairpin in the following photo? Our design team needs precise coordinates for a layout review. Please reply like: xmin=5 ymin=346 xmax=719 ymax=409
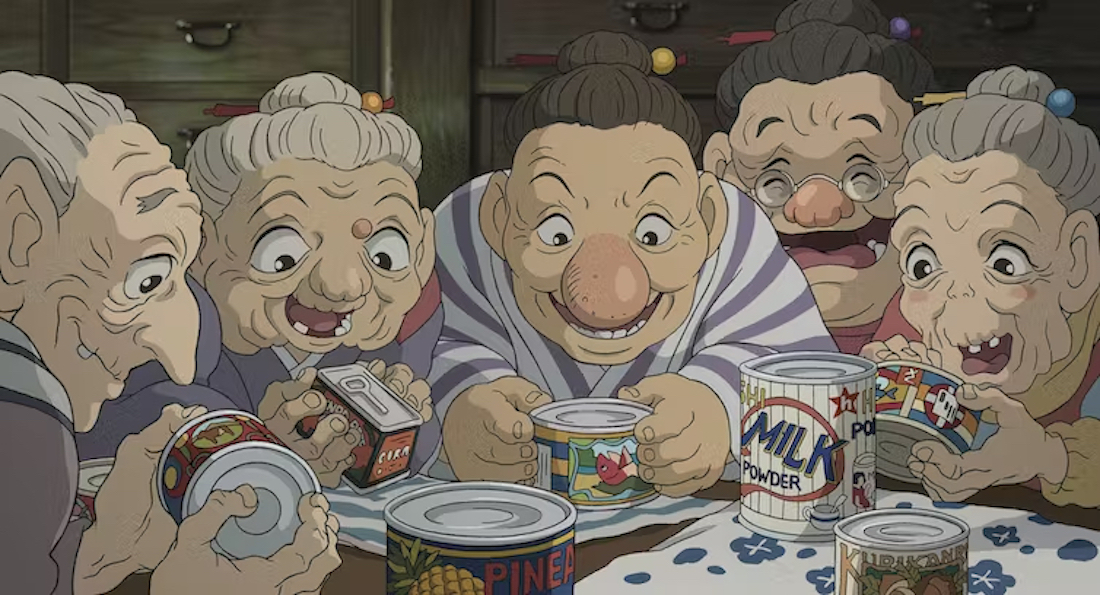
xmin=505 ymin=51 xmax=688 ymax=75
xmin=913 ymin=92 xmax=966 ymax=105
xmin=1047 ymin=88 xmax=1076 ymax=118
xmin=719 ymin=16 xmax=921 ymax=46
xmin=202 ymin=94 xmax=395 ymax=118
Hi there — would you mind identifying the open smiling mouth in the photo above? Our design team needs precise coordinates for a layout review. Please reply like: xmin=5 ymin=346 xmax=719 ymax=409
xmin=958 ymin=333 xmax=1013 ymax=376
xmin=550 ymin=294 xmax=662 ymax=340
xmin=778 ymin=218 xmax=893 ymax=270
xmin=285 ymin=295 xmax=355 ymax=338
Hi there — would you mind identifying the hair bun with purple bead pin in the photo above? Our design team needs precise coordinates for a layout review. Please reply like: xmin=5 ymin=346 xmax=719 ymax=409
xmin=889 ymin=17 xmax=911 ymax=40
xmin=1047 ymin=88 xmax=1076 ymax=118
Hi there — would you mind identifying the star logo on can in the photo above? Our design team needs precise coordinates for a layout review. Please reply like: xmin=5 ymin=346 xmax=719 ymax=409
xmin=830 ymin=388 xmax=859 ymax=418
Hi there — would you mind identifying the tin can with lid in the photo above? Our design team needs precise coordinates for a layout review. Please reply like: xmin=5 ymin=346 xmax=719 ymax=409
xmin=835 ymin=509 xmax=970 ymax=594
xmin=739 ymin=352 xmax=877 ymax=542
xmin=157 ymin=410 xmax=321 ymax=560
xmin=531 ymin=398 xmax=656 ymax=510
xmin=384 ymin=482 xmax=577 ymax=594
xmin=296 ymin=363 xmax=423 ymax=492
xmin=72 ymin=458 xmax=112 ymax=523
xmin=875 ymin=361 xmax=980 ymax=482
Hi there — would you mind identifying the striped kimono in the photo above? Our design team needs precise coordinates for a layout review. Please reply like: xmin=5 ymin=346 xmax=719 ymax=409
xmin=425 ymin=172 xmax=838 ymax=480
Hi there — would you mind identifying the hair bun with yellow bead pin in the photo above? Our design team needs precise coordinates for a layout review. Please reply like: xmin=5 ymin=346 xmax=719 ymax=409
xmin=650 ymin=47 xmax=682 ymax=76
xmin=361 ymin=91 xmax=396 ymax=114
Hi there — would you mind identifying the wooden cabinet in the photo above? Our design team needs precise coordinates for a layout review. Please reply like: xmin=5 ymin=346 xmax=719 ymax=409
xmin=0 ymin=0 xmax=42 ymax=74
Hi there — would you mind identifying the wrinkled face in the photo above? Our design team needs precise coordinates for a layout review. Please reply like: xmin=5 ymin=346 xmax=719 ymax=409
xmin=1 ymin=123 xmax=203 ymax=431
xmin=892 ymin=151 xmax=1100 ymax=396
xmin=714 ymin=73 xmax=912 ymax=327
xmin=481 ymin=123 xmax=727 ymax=366
xmin=198 ymin=159 xmax=436 ymax=355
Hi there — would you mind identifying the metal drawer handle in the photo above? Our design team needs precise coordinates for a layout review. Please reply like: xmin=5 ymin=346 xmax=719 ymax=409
xmin=973 ymin=1 xmax=1046 ymax=32
xmin=175 ymin=20 xmax=240 ymax=49
xmin=177 ymin=127 xmax=207 ymax=149
xmin=623 ymin=2 xmax=687 ymax=32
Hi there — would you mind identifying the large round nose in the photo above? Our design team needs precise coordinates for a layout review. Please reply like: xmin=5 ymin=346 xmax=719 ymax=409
xmin=307 ymin=251 xmax=372 ymax=304
xmin=562 ymin=234 xmax=650 ymax=330
xmin=782 ymin=179 xmax=855 ymax=228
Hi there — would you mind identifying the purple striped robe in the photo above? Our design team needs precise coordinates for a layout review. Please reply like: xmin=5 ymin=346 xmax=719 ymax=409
xmin=425 ymin=172 xmax=838 ymax=479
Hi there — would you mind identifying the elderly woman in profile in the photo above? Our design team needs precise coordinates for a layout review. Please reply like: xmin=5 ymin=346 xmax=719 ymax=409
xmin=85 ymin=72 xmax=443 ymax=488
xmin=864 ymin=66 xmax=1100 ymax=507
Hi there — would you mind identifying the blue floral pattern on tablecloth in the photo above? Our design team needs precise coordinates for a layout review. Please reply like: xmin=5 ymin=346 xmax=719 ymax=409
xmin=982 ymin=525 xmax=1021 ymax=547
xmin=805 ymin=566 xmax=835 ymax=594
xmin=730 ymin=535 xmax=786 ymax=564
xmin=969 ymin=559 xmax=1017 ymax=594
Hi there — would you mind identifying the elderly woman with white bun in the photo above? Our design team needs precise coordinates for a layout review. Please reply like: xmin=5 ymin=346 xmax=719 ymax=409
xmin=864 ymin=66 xmax=1100 ymax=508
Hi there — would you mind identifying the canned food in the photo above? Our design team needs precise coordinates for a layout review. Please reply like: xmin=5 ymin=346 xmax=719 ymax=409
xmin=875 ymin=362 xmax=979 ymax=482
xmin=297 ymin=363 xmax=423 ymax=493
xmin=72 ymin=458 xmax=112 ymax=523
xmin=384 ymin=482 xmax=577 ymax=595
xmin=157 ymin=410 xmax=321 ymax=560
xmin=739 ymin=352 xmax=877 ymax=542
xmin=835 ymin=509 xmax=970 ymax=595
xmin=530 ymin=399 xmax=656 ymax=509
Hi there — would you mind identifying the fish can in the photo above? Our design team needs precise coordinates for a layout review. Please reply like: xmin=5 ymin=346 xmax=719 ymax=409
xmin=530 ymin=398 xmax=656 ymax=509
xmin=875 ymin=362 xmax=979 ymax=482
xmin=384 ymin=482 xmax=577 ymax=595
xmin=835 ymin=509 xmax=970 ymax=595
xmin=739 ymin=352 xmax=877 ymax=542
xmin=157 ymin=410 xmax=321 ymax=560
xmin=296 ymin=363 xmax=423 ymax=493
xmin=72 ymin=458 xmax=113 ymax=523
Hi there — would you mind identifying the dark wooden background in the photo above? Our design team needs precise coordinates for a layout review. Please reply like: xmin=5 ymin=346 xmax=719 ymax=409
xmin=3 ymin=0 xmax=1098 ymax=209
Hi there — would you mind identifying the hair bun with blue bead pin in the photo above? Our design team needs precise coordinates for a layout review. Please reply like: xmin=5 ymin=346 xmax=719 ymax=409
xmin=1047 ymin=88 xmax=1076 ymax=118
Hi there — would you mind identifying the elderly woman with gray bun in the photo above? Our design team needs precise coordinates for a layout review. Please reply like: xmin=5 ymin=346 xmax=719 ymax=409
xmin=863 ymin=66 xmax=1100 ymax=508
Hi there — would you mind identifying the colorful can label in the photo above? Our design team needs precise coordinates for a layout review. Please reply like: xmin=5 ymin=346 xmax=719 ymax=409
xmin=531 ymin=399 xmax=655 ymax=509
xmin=72 ymin=458 xmax=112 ymax=524
xmin=875 ymin=362 xmax=978 ymax=482
xmin=158 ymin=411 xmax=281 ymax=523
xmin=299 ymin=364 xmax=422 ymax=492
xmin=739 ymin=352 xmax=877 ymax=542
xmin=835 ymin=510 xmax=970 ymax=595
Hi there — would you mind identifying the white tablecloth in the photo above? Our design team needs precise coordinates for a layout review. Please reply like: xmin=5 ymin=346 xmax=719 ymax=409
xmin=324 ymin=475 xmax=733 ymax=555
xmin=576 ymin=490 xmax=1100 ymax=594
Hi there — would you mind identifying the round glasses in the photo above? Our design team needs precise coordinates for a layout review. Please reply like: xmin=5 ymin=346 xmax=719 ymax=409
xmin=752 ymin=163 xmax=893 ymax=208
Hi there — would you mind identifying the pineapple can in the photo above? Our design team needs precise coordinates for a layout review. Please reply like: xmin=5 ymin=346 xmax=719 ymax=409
xmin=72 ymin=458 xmax=113 ymax=523
xmin=384 ymin=482 xmax=577 ymax=595
xmin=530 ymin=399 xmax=656 ymax=510
xmin=835 ymin=509 xmax=970 ymax=595
xmin=739 ymin=352 xmax=877 ymax=542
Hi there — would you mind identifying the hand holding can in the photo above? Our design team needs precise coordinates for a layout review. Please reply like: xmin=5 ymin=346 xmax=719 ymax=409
xmin=151 ymin=486 xmax=341 ymax=595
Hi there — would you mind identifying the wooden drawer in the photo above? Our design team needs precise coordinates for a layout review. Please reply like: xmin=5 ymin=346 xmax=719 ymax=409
xmin=478 ymin=95 xmax=723 ymax=173
xmin=71 ymin=0 xmax=353 ymax=83
xmin=0 ymin=0 xmax=41 ymax=73
xmin=493 ymin=0 xmax=787 ymax=72
xmin=877 ymin=0 xmax=1100 ymax=71
xmin=126 ymin=100 xmax=231 ymax=167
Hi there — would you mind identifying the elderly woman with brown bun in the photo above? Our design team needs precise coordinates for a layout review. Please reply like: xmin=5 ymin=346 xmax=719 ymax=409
xmin=863 ymin=66 xmax=1100 ymax=508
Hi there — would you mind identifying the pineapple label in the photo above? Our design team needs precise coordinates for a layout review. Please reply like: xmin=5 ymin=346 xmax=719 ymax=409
xmin=385 ymin=532 xmax=576 ymax=595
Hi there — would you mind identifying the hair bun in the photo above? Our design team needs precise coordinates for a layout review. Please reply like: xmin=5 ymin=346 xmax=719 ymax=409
xmin=258 ymin=72 xmax=362 ymax=114
xmin=556 ymin=31 xmax=653 ymax=74
xmin=966 ymin=66 xmax=1055 ymax=103
xmin=775 ymin=0 xmax=890 ymax=35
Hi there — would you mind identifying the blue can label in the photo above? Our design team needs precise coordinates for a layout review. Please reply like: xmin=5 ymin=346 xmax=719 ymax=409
xmin=386 ymin=528 xmax=575 ymax=594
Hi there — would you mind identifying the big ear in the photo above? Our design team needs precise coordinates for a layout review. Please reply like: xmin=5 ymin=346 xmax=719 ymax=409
xmin=1060 ymin=209 xmax=1100 ymax=314
xmin=0 ymin=158 xmax=55 ymax=298
xmin=478 ymin=171 xmax=511 ymax=260
xmin=415 ymin=207 xmax=437 ymax=285
xmin=188 ymin=212 xmax=219 ymax=285
xmin=697 ymin=172 xmax=730 ymax=259
xmin=703 ymin=131 xmax=749 ymax=194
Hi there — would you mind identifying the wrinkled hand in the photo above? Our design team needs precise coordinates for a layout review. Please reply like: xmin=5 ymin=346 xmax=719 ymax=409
xmin=150 ymin=486 xmax=341 ymax=595
xmin=442 ymin=376 xmax=552 ymax=484
xmin=860 ymin=335 xmax=942 ymax=367
xmin=362 ymin=359 xmax=434 ymax=424
xmin=76 ymin=404 xmax=209 ymax=592
xmin=258 ymin=368 xmax=361 ymax=488
xmin=618 ymin=373 xmax=730 ymax=498
xmin=908 ymin=384 xmax=1069 ymax=502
